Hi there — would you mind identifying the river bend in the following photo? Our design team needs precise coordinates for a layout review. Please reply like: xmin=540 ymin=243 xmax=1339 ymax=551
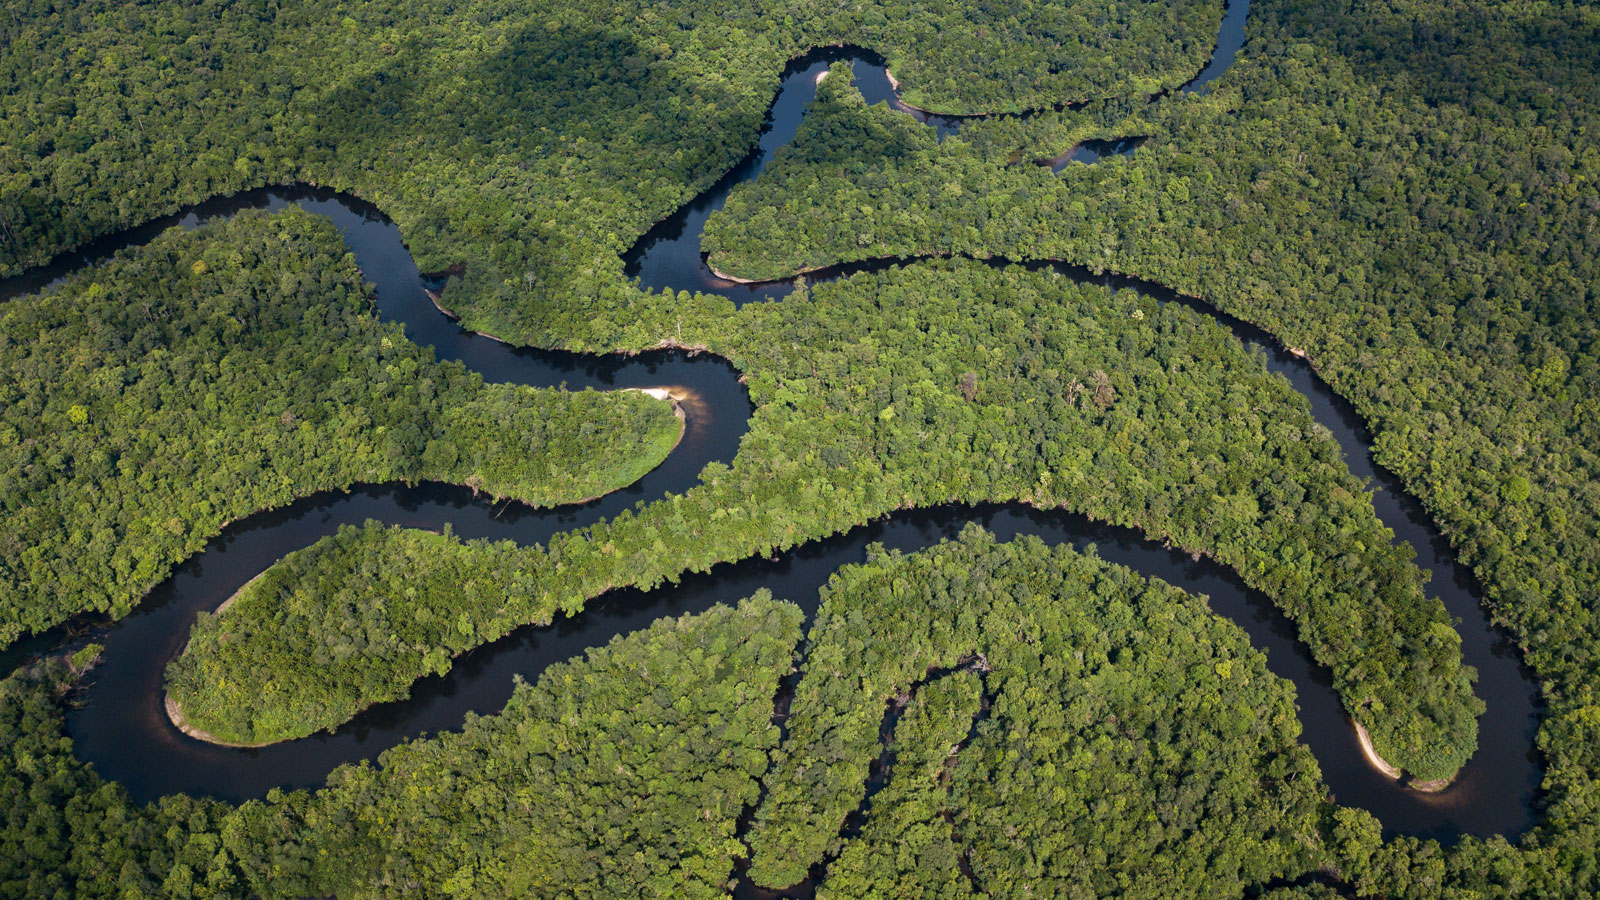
xmin=0 ymin=0 xmax=1538 ymax=850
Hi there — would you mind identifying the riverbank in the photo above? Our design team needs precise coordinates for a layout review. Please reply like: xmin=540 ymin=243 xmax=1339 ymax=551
xmin=166 ymin=568 xmax=290 ymax=749
xmin=163 ymin=549 xmax=413 ymax=749
xmin=1354 ymin=717 xmax=1455 ymax=793
xmin=25 ymin=31 xmax=1529 ymax=841
xmin=1353 ymin=718 xmax=1403 ymax=779
xmin=165 ymin=694 xmax=271 ymax=748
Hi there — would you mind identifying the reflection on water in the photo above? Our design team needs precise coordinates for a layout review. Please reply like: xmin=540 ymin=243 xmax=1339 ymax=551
xmin=0 ymin=0 xmax=1538 ymax=850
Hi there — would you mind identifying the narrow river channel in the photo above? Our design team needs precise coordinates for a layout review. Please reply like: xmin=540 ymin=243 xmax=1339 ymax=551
xmin=0 ymin=0 xmax=1539 ymax=862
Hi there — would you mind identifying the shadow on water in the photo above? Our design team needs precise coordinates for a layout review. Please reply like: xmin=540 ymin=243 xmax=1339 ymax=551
xmin=1043 ymin=136 xmax=1149 ymax=171
xmin=1180 ymin=0 xmax=1251 ymax=95
xmin=621 ymin=48 xmax=936 ymax=305
xmin=0 ymin=0 xmax=1538 ymax=869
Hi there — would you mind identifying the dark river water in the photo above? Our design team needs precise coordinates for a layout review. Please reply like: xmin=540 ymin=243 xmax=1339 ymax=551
xmin=0 ymin=0 xmax=1540 ymax=867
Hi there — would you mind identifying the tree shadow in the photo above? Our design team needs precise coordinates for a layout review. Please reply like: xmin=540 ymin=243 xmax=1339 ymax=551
xmin=445 ymin=20 xmax=767 ymax=184
xmin=1294 ymin=0 xmax=1597 ymax=112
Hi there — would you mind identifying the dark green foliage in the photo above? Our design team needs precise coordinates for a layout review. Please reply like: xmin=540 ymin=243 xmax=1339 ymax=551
xmin=701 ymin=62 xmax=1141 ymax=280
xmin=172 ymin=259 xmax=1477 ymax=777
xmin=0 ymin=660 xmax=250 ymax=900
xmin=701 ymin=0 xmax=1600 ymax=864
xmin=168 ymin=524 xmax=551 ymax=744
xmin=0 ymin=540 xmax=1336 ymax=900
xmin=6 ymin=0 xmax=1600 ymax=892
xmin=699 ymin=0 xmax=1600 ymax=884
xmin=0 ymin=599 xmax=799 ymax=899
xmin=860 ymin=0 xmax=1219 ymax=113
xmin=0 ymin=538 xmax=1579 ymax=898
xmin=223 ymin=596 xmax=802 ymax=899
xmin=698 ymin=60 xmax=1158 ymax=280
xmin=436 ymin=381 xmax=682 ymax=502
xmin=748 ymin=527 xmax=1327 ymax=894
xmin=814 ymin=670 xmax=985 ymax=900
xmin=704 ymin=61 xmax=946 ymax=282
xmin=1256 ymin=885 xmax=1350 ymax=900
xmin=0 ymin=209 xmax=680 ymax=646
xmin=0 ymin=0 xmax=1220 ymax=345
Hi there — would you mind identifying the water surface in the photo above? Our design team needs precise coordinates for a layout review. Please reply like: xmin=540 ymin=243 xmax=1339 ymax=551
xmin=0 ymin=0 xmax=1537 ymax=849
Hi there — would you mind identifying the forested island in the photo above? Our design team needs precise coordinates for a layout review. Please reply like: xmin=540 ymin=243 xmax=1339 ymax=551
xmin=2 ymin=0 xmax=1597 ymax=897
xmin=0 ymin=209 xmax=682 ymax=646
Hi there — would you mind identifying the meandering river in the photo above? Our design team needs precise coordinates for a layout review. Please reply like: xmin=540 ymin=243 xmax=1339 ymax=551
xmin=0 ymin=0 xmax=1539 ymax=861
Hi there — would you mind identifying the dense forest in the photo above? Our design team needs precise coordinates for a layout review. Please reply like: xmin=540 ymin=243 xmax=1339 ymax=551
xmin=170 ymin=259 xmax=1477 ymax=778
xmin=812 ymin=669 xmax=988 ymax=900
xmin=170 ymin=524 xmax=557 ymax=745
xmin=0 ymin=209 xmax=681 ymax=645
xmin=2 ymin=0 xmax=1598 ymax=894
xmin=746 ymin=528 xmax=1327 ymax=894
xmin=2 ymin=597 xmax=800 ymax=898
xmin=695 ymin=1 xmax=1600 ymax=888
xmin=0 ymin=0 xmax=1220 ymax=333
xmin=3 ymin=535 xmax=1554 ymax=897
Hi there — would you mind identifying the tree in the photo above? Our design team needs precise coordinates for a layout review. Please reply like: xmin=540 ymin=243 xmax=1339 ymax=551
xmin=1091 ymin=369 xmax=1115 ymax=410
xmin=957 ymin=371 xmax=978 ymax=401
